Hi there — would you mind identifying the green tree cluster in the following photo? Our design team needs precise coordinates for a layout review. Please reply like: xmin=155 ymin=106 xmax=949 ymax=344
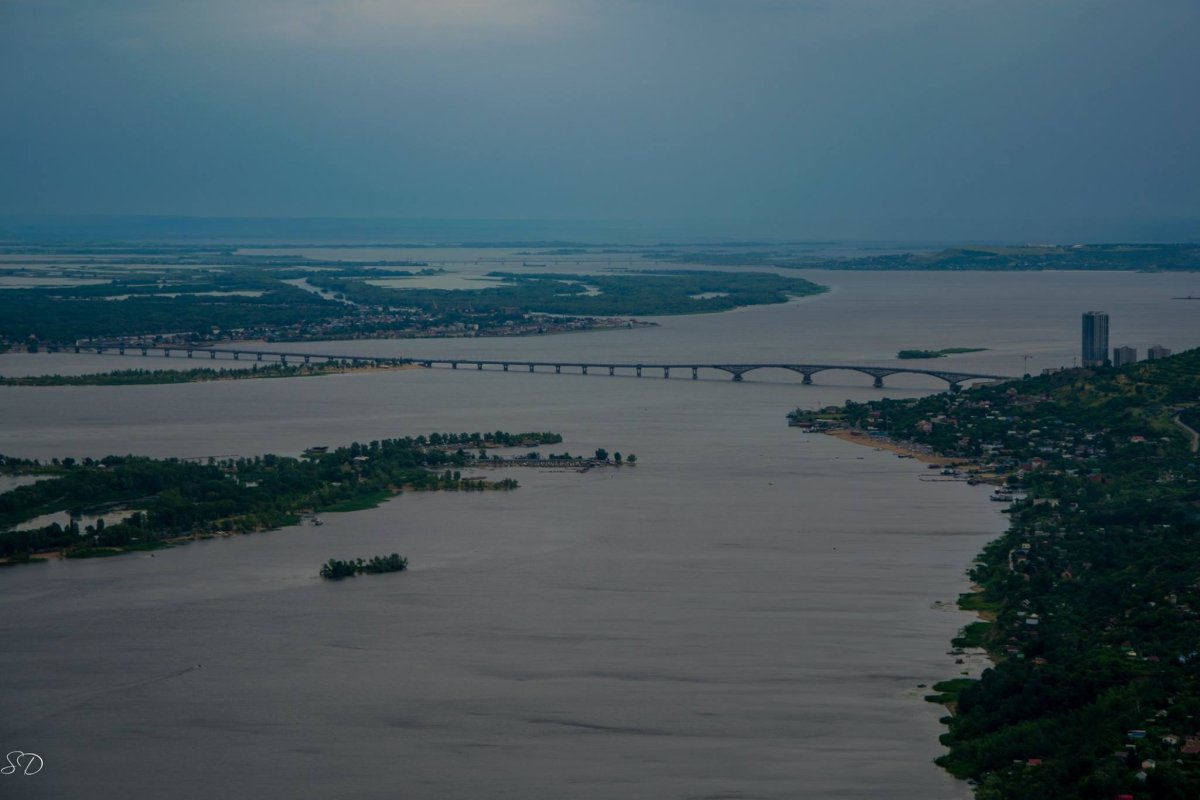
xmin=320 ymin=553 xmax=407 ymax=580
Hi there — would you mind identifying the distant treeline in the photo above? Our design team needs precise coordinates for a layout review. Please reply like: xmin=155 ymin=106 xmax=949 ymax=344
xmin=0 ymin=281 xmax=340 ymax=343
xmin=0 ymin=363 xmax=385 ymax=387
xmin=649 ymin=243 xmax=1200 ymax=272
xmin=0 ymin=362 xmax=410 ymax=388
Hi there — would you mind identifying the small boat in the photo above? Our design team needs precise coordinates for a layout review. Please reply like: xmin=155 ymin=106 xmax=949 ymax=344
xmin=990 ymin=489 xmax=1014 ymax=502
xmin=311 ymin=517 xmax=324 ymax=526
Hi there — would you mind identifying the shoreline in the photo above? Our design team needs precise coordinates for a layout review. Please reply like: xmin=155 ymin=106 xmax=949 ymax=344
xmin=822 ymin=428 xmax=1007 ymax=486
xmin=823 ymin=427 xmax=1003 ymax=719
xmin=821 ymin=428 xmax=959 ymax=466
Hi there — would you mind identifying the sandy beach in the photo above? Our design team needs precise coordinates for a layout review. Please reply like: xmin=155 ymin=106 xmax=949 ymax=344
xmin=822 ymin=428 xmax=959 ymax=465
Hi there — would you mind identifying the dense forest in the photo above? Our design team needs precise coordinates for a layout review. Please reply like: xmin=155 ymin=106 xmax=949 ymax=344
xmin=802 ymin=350 xmax=1200 ymax=798
xmin=1 ymin=286 xmax=340 ymax=344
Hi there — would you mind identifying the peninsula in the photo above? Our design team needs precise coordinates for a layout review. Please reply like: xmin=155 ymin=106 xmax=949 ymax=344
xmin=0 ymin=431 xmax=629 ymax=563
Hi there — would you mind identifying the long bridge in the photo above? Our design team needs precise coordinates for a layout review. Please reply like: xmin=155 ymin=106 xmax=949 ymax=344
xmin=54 ymin=343 xmax=1011 ymax=389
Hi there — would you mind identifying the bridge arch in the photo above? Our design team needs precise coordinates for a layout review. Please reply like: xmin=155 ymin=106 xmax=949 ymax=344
xmin=55 ymin=345 xmax=1009 ymax=388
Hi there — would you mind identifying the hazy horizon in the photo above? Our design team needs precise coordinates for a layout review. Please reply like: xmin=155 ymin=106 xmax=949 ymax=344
xmin=1 ymin=213 xmax=1198 ymax=247
xmin=3 ymin=1 xmax=1199 ymax=242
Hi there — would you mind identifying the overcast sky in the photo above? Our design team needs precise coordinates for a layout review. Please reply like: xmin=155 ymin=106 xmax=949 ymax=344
xmin=2 ymin=0 xmax=1198 ymax=241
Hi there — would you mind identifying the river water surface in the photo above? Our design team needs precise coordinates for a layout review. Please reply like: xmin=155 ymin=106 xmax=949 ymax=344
xmin=1 ymin=269 xmax=1196 ymax=799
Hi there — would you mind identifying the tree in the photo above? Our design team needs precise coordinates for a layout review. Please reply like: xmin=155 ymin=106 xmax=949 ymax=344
xmin=627 ymin=454 xmax=637 ymax=465
xmin=613 ymin=452 xmax=622 ymax=464
xmin=595 ymin=448 xmax=608 ymax=461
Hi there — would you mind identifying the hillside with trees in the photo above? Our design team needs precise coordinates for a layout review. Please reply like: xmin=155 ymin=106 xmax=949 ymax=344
xmin=797 ymin=349 xmax=1200 ymax=798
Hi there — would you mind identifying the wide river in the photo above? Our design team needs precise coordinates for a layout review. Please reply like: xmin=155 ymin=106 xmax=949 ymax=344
xmin=1 ymin=268 xmax=1196 ymax=799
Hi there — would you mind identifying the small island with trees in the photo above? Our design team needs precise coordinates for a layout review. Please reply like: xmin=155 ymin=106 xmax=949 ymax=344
xmin=320 ymin=553 xmax=407 ymax=580
xmin=896 ymin=347 xmax=988 ymax=359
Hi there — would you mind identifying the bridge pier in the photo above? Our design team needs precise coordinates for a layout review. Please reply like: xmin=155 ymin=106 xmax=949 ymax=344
xmin=64 ymin=350 xmax=1006 ymax=388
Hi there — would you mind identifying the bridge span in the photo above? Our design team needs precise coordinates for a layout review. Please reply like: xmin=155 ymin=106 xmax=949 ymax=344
xmin=58 ymin=343 xmax=1010 ymax=389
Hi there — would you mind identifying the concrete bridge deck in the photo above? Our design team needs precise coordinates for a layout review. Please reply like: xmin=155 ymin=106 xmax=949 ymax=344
xmin=57 ymin=343 xmax=1011 ymax=389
